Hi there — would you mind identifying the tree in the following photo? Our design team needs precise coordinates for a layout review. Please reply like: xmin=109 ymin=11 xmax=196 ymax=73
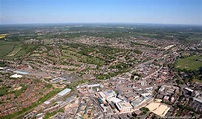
xmin=132 ymin=112 xmax=137 ymax=117
xmin=140 ymin=107 xmax=150 ymax=115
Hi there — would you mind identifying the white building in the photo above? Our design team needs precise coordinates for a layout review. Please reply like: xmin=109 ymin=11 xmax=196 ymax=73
xmin=107 ymin=97 xmax=122 ymax=104
xmin=99 ymin=90 xmax=116 ymax=100
xmin=10 ymin=74 xmax=22 ymax=78
xmin=116 ymin=101 xmax=132 ymax=112
xmin=57 ymin=88 xmax=71 ymax=97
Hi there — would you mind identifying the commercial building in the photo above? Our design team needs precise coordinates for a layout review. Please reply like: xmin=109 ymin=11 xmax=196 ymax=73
xmin=107 ymin=97 xmax=122 ymax=104
xmin=14 ymin=70 xmax=29 ymax=75
xmin=10 ymin=74 xmax=22 ymax=78
xmin=79 ymin=83 xmax=103 ymax=88
xmin=57 ymin=88 xmax=71 ymax=97
xmin=99 ymin=90 xmax=116 ymax=100
xmin=116 ymin=101 xmax=132 ymax=112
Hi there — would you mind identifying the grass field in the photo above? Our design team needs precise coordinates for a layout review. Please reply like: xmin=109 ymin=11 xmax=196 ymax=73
xmin=0 ymin=41 xmax=37 ymax=59
xmin=7 ymin=45 xmax=22 ymax=56
xmin=0 ymin=42 xmax=17 ymax=57
xmin=15 ymin=45 xmax=37 ymax=57
xmin=175 ymin=55 xmax=202 ymax=70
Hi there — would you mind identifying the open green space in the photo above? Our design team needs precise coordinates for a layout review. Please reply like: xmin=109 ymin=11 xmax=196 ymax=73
xmin=7 ymin=44 xmax=22 ymax=56
xmin=0 ymin=83 xmax=27 ymax=99
xmin=0 ymin=42 xmax=17 ymax=57
xmin=0 ymin=41 xmax=37 ymax=59
xmin=175 ymin=55 xmax=202 ymax=71
xmin=13 ymin=84 xmax=27 ymax=97
xmin=0 ymin=86 xmax=10 ymax=96
xmin=15 ymin=45 xmax=37 ymax=57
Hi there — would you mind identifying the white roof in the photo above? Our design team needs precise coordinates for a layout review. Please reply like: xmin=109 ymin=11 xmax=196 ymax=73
xmin=88 ymin=84 xmax=101 ymax=88
xmin=14 ymin=70 xmax=29 ymax=75
xmin=99 ymin=90 xmax=116 ymax=99
xmin=116 ymin=101 xmax=132 ymax=109
xmin=107 ymin=97 xmax=122 ymax=103
xmin=141 ymin=93 xmax=152 ymax=97
xmin=44 ymin=101 xmax=51 ymax=105
xmin=103 ymin=90 xmax=116 ymax=97
xmin=10 ymin=74 xmax=22 ymax=78
xmin=185 ymin=87 xmax=193 ymax=92
xmin=57 ymin=88 xmax=71 ymax=96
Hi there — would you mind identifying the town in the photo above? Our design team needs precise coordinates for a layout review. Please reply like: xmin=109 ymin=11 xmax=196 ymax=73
xmin=0 ymin=24 xmax=202 ymax=119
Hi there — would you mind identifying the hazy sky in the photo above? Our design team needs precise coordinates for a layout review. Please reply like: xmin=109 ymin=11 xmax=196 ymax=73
xmin=0 ymin=0 xmax=201 ymax=25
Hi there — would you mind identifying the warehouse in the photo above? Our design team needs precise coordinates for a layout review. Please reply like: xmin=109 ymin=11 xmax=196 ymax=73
xmin=57 ymin=88 xmax=71 ymax=97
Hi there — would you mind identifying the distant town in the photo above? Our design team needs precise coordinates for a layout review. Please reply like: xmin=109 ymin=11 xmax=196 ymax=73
xmin=0 ymin=24 xmax=202 ymax=119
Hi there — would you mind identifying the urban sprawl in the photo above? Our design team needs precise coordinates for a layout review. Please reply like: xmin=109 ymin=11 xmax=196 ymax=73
xmin=0 ymin=25 xmax=202 ymax=119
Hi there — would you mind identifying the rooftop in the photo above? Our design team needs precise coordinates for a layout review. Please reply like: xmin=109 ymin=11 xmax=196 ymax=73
xmin=10 ymin=74 xmax=22 ymax=78
xmin=107 ymin=97 xmax=122 ymax=103
xmin=116 ymin=101 xmax=132 ymax=109
xmin=57 ymin=88 xmax=71 ymax=97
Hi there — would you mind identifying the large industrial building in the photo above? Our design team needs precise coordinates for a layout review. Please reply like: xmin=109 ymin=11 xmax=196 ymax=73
xmin=57 ymin=88 xmax=71 ymax=97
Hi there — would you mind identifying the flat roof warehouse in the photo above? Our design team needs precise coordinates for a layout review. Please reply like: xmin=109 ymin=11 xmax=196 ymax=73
xmin=57 ymin=88 xmax=71 ymax=97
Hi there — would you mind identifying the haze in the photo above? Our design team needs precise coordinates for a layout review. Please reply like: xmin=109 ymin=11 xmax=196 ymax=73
xmin=0 ymin=0 xmax=201 ymax=25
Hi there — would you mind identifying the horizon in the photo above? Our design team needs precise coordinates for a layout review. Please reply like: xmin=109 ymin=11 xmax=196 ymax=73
xmin=1 ymin=22 xmax=202 ymax=27
xmin=0 ymin=0 xmax=202 ymax=25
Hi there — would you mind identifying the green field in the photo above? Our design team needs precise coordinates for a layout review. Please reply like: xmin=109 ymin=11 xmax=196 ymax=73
xmin=175 ymin=55 xmax=202 ymax=70
xmin=7 ymin=44 xmax=22 ymax=56
xmin=15 ymin=45 xmax=37 ymax=57
xmin=0 ymin=41 xmax=37 ymax=59
xmin=0 ymin=42 xmax=18 ymax=57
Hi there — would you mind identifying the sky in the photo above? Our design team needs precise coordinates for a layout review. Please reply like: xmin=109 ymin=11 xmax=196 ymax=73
xmin=0 ymin=0 xmax=201 ymax=25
